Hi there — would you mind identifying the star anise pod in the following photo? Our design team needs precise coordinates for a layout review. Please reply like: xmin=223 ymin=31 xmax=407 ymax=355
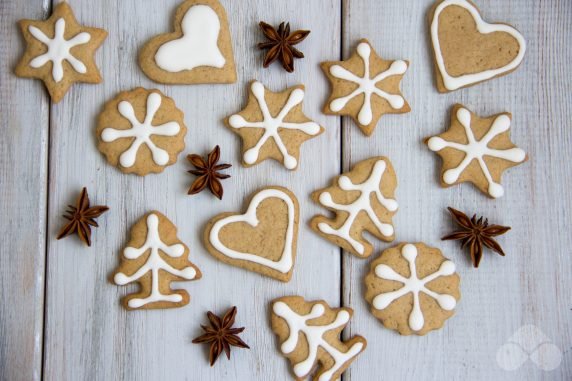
xmin=258 ymin=21 xmax=310 ymax=73
xmin=187 ymin=145 xmax=231 ymax=200
xmin=442 ymin=207 xmax=511 ymax=268
xmin=192 ymin=306 xmax=250 ymax=366
xmin=56 ymin=187 xmax=109 ymax=247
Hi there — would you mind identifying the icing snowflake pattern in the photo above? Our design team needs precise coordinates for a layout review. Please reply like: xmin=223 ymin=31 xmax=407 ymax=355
xmin=317 ymin=159 xmax=397 ymax=256
xmin=329 ymin=42 xmax=407 ymax=125
xmin=273 ymin=301 xmax=364 ymax=381
xmin=428 ymin=107 xmax=526 ymax=198
xmin=28 ymin=18 xmax=91 ymax=82
xmin=228 ymin=81 xmax=321 ymax=169
xmin=372 ymin=244 xmax=457 ymax=331
xmin=114 ymin=213 xmax=198 ymax=309
xmin=101 ymin=92 xmax=181 ymax=168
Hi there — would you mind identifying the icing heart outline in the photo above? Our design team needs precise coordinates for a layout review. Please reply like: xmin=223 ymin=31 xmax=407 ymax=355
xmin=209 ymin=188 xmax=297 ymax=274
xmin=431 ymin=0 xmax=526 ymax=91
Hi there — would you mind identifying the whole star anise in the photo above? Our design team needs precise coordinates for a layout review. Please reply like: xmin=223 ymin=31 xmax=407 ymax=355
xmin=442 ymin=207 xmax=511 ymax=268
xmin=187 ymin=145 xmax=231 ymax=200
xmin=258 ymin=21 xmax=310 ymax=73
xmin=192 ymin=306 xmax=250 ymax=366
xmin=56 ymin=187 xmax=109 ymax=247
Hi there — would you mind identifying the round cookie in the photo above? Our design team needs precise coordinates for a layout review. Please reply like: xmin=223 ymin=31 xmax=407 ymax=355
xmin=364 ymin=243 xmax=460 ymax=335
xmin=96 ymin=88 xmax=187 ymax=176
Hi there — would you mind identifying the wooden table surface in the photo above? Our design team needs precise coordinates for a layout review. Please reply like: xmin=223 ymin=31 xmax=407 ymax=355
xmin=1 ymin=0 xmax=571 ymax=380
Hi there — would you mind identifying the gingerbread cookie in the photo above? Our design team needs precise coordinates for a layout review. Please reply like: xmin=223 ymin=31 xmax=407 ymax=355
xmin=96 ymin=88 xmax=187 ymax=176
xmin=112 ymin=211 xmax=201 ymax=310
xmin=203 ymin=186 xmax=299 ymax=282
xmin=426 ymin=104 xmax=527 ymax=198
xmin=226 ymin=81 xmax=323 ymax=170
xmin=429 ymin=0 xmax=526 ymax=92
xmin=15 ymin=2 xmax=107 ymax=103
xmin=311 ymin=157 xmax=398 ymax=258
xmin=321 ymin=39 xmax=410 ymax=136
xmin=270 ymin=296 xmax=366 ymax=381
xmin=364 ymin=243 xmax=460 ymax=336
xmin=139 ymin=0 xmax=236 ymax=84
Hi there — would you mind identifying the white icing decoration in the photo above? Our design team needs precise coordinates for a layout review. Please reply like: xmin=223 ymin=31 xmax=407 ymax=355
xmin=317 ymin=159 xmax=398 ymax=256
xmin=28 ymin=18 xmax=91 ymax=82
xmin=228 ymin=81 xmax=321 ymax=170
xmin=428 ymin=107 xmax=526 ymax=198
xmin=430 ymin=0 xmax=527 ymax=91
xmin=329 ymin=42 xmax=407 ymax=125
xmin=372 ymin=244 xmax=457 ymax=331
xmin=114 ymin=213 xmax=197 ymax=309
xmin=273 ymin=301 xmax=364 ymax=381
xmin=154 ymin=5 xmax=225 ymax=72
xmin=209 ymin=188 xmax=296 ymax=273
xmin=101 ymin=92 xmax=181 ymax=168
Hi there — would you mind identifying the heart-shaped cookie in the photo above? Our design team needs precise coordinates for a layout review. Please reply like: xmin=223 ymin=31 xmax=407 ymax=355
xmin=203 ymin=187 xmax=299 ymax=282
xmin=430 ymin=0 xmax=526 ymax=92
xmin=139 ymin=0 xmax=236 ymax=84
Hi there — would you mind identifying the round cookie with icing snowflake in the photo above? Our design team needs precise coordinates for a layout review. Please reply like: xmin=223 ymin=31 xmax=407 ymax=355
xmin=364 ymin=243 xmax=460 ymax=336
xmin=96 ymin=88 xmax=187 ymax=176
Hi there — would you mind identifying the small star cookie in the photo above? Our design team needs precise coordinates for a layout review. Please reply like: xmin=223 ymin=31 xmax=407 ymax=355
xmin=226 ymin=81 xmax=323 ymax=170
xmin=15 ymin=3 xmax=107 ymax=103
xmin=426 ymin=104 xmax=527 ymax=198
xmin=321 ymin=39 xmax=410 ymax=136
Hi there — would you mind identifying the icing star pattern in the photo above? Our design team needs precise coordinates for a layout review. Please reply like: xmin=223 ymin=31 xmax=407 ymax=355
xmin=15 ymin=2 xmax=106 ymax=102
xmin=227 ymin=81 xmax=323 ymax=170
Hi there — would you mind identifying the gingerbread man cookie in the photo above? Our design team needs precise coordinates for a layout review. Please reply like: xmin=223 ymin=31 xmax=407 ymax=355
xmin=15 ymin=2 xmax=107 ymax=103
xmin=321 ymin=39 xmax=410 ymax=136
xmin=364 ymin=243 xmax=460 ymax=336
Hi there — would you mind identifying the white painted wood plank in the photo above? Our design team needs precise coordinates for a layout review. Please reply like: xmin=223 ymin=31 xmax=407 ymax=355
xmin=342 ymin=0 xmax=572 ymax=380
xmin=0 ymin=1 xmax=50 ymax=380
xmin=42 ymin=0 xmax=341 ymax=380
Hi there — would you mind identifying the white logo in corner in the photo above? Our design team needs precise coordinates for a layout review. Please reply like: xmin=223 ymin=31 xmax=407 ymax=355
xmin=496 ymin=324 xmax=562 ymax=371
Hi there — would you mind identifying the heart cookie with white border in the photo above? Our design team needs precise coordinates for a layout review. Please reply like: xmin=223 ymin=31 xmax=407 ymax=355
xmin=203 ymin=186 xmax=299 ymax=282
xmin=429 ymin=0 xmax=526 ymax=92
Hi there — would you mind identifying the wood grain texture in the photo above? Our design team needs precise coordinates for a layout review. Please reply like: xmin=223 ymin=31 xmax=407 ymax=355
xmin=341 ymin=0 xmax=572 ymax=380
xmin=41 ymin=0 xmax=341 ymax=380
xmin=0 ymin=1 xmax=50 ymax=380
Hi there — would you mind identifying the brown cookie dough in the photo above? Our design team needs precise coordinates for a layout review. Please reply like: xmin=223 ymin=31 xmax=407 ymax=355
xmin=96 ymin=88 xmax=187 ymax=176
xmin=364 ymin=243 xmax=461 ymax=336
xmin=311 ymin=157 xmax=398 ymax=258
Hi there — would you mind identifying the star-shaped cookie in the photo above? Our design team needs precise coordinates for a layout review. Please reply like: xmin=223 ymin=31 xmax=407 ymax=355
xmin=321 ymin=39 xmax=410 ymax=136
xmin=15 ymin=3 xmax=107 ymax=103
xmin=226 ymin=80 xmax=324 ymax=170
xmin=426 ymin=104 xmax=527 ymax=198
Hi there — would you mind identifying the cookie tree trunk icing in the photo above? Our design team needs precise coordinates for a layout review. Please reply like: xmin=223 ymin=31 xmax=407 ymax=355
xmin=271 ymin=298 xmax=366 ymax=381
xmin=113 ymin=212 xmax=201 ymax=309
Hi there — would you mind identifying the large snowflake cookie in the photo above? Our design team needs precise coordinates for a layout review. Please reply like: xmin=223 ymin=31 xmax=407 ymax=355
xmin=15 ymin=2 xmax=107 ymax=103
xmin=139 ymin=0 xmax=236 ymax=84
xmin=310 ymin=157 xmax=398 ymax=258
xmin=321 ymin=39 xmax=410 ymax=136
xmin=364 ymin=243 xmax=460 ymax=336
xmin=226 ymin=81 xmax=324 ymax=170
xmin=270 ymin=296 xmax=366 ymax=381
xmin=426 ymin=104 xmax=527 ymax=198
xmin=203 ymin=186 xmax=299 ymax=282
xmin=96 ymin=88 xmax=187 ymax=176
xmin=112 ymin=211 xmax=201 ymax=310
xmin=429 ymin=0 xmax=526 ymax=92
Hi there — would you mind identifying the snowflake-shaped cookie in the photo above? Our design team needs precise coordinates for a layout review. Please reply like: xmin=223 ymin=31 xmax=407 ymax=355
xmin=321 ymin=39 xmax=410 ymax=136
xmin=96 ymin=88 xmax=187 ymax=176
xmin=364 ymin=243 xmax=460 ymax=336
xmin=311 ymin=157 xmax=398 ymax=258
xmin=427 ymin=104 xmax=527 ymax=198
xmin=227 ymin=81 xmax=323 ymax=170
xmin=15 ymin=2 xmax=107 ymax=103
